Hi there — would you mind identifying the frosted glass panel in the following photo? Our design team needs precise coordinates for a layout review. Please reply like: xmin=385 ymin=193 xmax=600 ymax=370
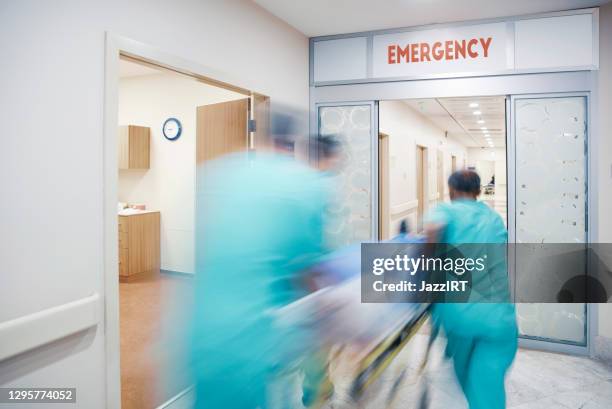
xmin=319 ymin=105 xmax=372 ymax=247
xmin=514 ymin=96 xmax=587 ymax=345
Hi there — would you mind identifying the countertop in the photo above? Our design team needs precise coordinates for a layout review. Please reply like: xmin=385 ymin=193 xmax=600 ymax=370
xmin=118 ymin=209 xmax=160 ymax=217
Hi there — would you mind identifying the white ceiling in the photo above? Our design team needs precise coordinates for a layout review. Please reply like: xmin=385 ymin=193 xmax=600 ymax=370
xmin=253 ymin=0 xmax=609 ymax=37
xmin=403 ymin=96 xmax=506 ymax=148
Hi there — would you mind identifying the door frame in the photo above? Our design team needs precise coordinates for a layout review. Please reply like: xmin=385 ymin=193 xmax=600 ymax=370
xmin=311 ymin=71 xmax=596 ymax=355
xmin=415 ymin=144 xmax=428 ymax=233
xmin=103 ymin=33 xmax=258 ymax=408
xmin=378 ymin=132 xmax=390 ymax=240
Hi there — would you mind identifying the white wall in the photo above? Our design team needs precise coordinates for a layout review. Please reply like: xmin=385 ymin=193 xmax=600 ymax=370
xmin=119 ymin=73 xmax=243 ymax=274
xmin=0 ymin=0 xmax=308 ymax=406
xmin=466 ymin=147 xmax=507 ymax=186
xmin=380 ymin=100 xmax=467 ymax=234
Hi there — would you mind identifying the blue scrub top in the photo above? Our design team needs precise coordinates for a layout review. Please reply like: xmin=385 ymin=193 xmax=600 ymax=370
xmin=192 ymin=152 xmax=331 ymax=378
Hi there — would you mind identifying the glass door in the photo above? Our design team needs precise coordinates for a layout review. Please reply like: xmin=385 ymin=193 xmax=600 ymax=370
xmin=510 ymin=94 xmax=588 ymax=347
xmin=317 ymin=102 xmax=378 ymax=247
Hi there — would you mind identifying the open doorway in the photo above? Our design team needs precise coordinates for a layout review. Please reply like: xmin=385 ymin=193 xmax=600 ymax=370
xmin=115 ymin=56 xmax=269 ymax=409
xmin=378 ymin=96 xmax=507 ymax=237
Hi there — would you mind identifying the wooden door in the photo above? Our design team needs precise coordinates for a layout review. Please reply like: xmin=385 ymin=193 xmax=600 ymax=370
xmin=196 ymin=98 xmax=249 ymax=164
xmin=451 ymin=155 xmax=457 ymax=173
xmin=378 ymin=133 xmax=390 ymax=240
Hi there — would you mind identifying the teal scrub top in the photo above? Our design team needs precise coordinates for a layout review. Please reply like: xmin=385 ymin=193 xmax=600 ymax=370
xmin=192 ymin=152 xmax=331 ymax=378
xmin=426 ymin=199 xmax=516 ymax=338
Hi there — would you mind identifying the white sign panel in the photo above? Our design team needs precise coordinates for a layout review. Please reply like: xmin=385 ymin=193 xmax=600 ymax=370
xmin=514 ymin=14 xmax=594 ymax=70
xmin=314 ymin=37 xmax=368 ymax=82
xmin=372 ymin=22 xmax=509 ymax=78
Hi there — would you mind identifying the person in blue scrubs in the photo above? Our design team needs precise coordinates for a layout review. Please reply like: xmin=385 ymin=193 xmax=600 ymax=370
xmin=190 ymin=125 xmax=338 ymax=408
xmin=424 ymin=170 xmax=518 ymax=409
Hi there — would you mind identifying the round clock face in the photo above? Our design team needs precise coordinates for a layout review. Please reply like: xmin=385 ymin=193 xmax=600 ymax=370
xmin=163 ymin=118 xmax=182 ymax=141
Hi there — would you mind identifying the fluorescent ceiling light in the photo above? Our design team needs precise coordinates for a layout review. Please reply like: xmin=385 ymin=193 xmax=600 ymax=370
xmin=473 ymin=110 xmax=481 ymax=115
xmin=481 ymin=127 xmax=488 ymax=130
xmin=484 ymin=134 xmax=490 ymax=137
xmin=469 ymin=103 xmax=479 ymax=108
xmin=477 ymin=120 xmax=485 ymax=124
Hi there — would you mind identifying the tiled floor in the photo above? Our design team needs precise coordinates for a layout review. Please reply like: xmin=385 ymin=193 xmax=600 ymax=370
xmin=323 ymin=333 xmax=612 ymax=409
xmin=165 ymin=332 xmax=612 ymax=409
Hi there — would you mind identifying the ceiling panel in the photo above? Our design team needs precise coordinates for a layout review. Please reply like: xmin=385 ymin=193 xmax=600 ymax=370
xmin=401 ymin=96 xmax=506 ymax=148
xmin=438 ymin=96 xmax=506 ymax=148
xmin=253 ymin=0 xmax=609 ymax=37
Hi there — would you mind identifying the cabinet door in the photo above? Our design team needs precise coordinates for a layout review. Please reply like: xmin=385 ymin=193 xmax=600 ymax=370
xmin=127 ymin=213 xmax=160 ymax=275
xmin=128 ymin=125 xmax=150 ymax=169
xmin=118 ymin=125 xmax=150 ymax=169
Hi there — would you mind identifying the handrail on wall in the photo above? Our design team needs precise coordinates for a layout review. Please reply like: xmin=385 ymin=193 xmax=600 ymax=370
xmin=0 ymin=293 xmax=100 ymax=362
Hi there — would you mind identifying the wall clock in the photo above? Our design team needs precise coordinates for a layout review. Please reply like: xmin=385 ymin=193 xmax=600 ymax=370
xmin=163 ymin=117 xmax=182 ymax=141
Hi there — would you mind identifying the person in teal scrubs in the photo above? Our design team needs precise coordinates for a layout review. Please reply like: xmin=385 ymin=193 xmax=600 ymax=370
xmin=424 ymin=170 xmax=518 ymax=409
xmin=190 ymin=127 xmax=338 ymax=408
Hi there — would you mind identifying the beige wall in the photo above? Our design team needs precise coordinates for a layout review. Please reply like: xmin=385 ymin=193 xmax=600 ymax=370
xmin=379 ymin=100 xmax=467 ymax=234
xmin=466 ymin=147 xmax=507 ymax=186
xmin=118 ymin=73 xmax=244 ymax=274
xmin=0 ymin=0 xmax=308 ymax=405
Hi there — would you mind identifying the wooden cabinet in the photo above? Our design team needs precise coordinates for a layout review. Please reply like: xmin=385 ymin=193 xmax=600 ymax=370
xmin=119 ymin=125 xmax=150 ymax=169
xmin=118 ymin=211 xmax=160 ymax=282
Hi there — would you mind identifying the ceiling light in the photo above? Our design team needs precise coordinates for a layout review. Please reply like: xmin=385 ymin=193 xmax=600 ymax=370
xmin=484 ymin=134 xmax=490 ymax=137
xmin=481 ymin=127 xmax=488 ymax=131
xmin=477 ymin=120 xmax=485 ymax=124
xmin=473 ymin=110 xmax=481 ymax=115
xmin=469 ymin=102 xmax=479 ymax=108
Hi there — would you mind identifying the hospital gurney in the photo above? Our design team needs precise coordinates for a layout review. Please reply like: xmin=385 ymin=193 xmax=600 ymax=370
xmin=274 ymin=277 xmax=434 ymax=408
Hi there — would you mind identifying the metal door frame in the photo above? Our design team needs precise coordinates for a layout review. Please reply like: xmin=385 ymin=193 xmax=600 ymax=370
xmin=311 ymin=71 xmax=595 ymax=355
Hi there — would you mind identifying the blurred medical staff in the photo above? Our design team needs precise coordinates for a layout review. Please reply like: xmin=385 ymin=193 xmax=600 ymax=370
xmin=190 ymin=112 xmax=338 ymax=409
xmin=424 ymin=170 xmax=518 ymax=409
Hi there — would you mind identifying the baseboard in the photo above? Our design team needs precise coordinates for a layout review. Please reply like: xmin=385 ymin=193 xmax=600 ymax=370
xmin=119 ymin=268 xmax=159 ymax=283
xmin=390 ymin=200 xmax=418 ymax=216
xmin=160 ymin=269 xmax=194 ymax=278
xmin=593 ymin=335 xmax=612 ymax=365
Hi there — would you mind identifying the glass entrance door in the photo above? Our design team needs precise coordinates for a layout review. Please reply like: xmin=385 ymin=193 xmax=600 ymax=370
xmin=317 ymin=102 xmax=378 ymax=247
xmin=511 ymin=94 xmax=588 ymax=346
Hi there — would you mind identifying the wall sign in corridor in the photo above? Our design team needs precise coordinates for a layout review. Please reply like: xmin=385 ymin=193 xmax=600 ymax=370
xmin=312 ymin=11 xmax=596 ymax=84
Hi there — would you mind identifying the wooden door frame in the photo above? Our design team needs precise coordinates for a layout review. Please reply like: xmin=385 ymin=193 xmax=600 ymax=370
xmin=378 ymin=133 xmax=390 ymax=240
xmin=436 ymin=149 xmax=444 ymax=203
xmin=416 ymin=144 xmax=428 ymax=233
xmin=103 ymin=33 xmax=268 ymax=409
